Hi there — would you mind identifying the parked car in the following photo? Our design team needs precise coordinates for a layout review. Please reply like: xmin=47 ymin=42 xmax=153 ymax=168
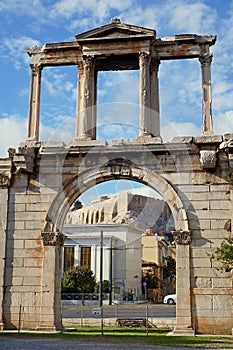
xmin=163 ymin=294 xmax=176 ymax=305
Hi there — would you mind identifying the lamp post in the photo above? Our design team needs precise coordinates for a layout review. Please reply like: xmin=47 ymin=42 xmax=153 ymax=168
xmin=109 ymin=238 xmax=113 ymax=305
xmin=99 ymin=230 xmax=103 ymax=307
xmin=143 ymin=281 xmax=147 ymax=300
xmin=134 ymin=274 xmax=139 ymax=299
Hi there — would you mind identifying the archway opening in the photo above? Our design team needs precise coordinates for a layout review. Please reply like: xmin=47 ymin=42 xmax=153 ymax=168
xmin=61 ymin=179 xmax=176 ymax=307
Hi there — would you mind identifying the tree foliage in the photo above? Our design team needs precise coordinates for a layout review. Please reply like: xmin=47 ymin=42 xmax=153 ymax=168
xmin=94 ymin=280 xmax=110 ymax=293
xmin=71 ymin=200 xmax=83 ymax=211
xmin=142 ymin=271 xmax=159 ymax=289
xmin=62 ymin=265 xmax=96 ymax=293
xmin=163 ymin=256 xmax=176 ymax=279
xmin=211 ymin=237 xmax=233 ymax=273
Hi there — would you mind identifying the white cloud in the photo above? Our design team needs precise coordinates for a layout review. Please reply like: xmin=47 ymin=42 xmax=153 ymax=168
xmin=214 ymin=111 xmax=233 ymax=135
xmin=99 ymin=71 xmax=139 ymax=103
xmin=50 ymin=0 xmax=133 ymax=20
xmin=1 ymin=36 xmax=40 ymax=69
xmin=0 ymin=0 xmax=46 ymax=17
xmin=213 ymin=90 xmax=233 ymax=114
xmin=0 ymin=115 xmax=27 ymax=157
xmin=42 ymin=68 xmax=76 ymax=97
xmin=0 ymin=112 xmax=76 ymax=158
xmin=119 ymin=5 xmax=159 ymax=29
xmin=168 ymin=1 xmax=216 ymax=34
xmin=40 ymin=114 xmax=75 ymax=143
xmin=161 ymin=121 xmax=201 ymax=141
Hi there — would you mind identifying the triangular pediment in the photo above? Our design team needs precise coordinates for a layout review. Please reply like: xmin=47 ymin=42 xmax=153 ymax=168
xmin=75 ymin=19 xmax=156 ymax=42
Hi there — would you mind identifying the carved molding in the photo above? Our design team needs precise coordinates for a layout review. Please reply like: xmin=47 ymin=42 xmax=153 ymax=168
xmin=199 ymin=53 xmax=213 ymax=66
xmin=83 ymin=55 xmax=95 ymax=70
xmin=139 ymin=52 xmax=151 ymax=67
xmin=0 ymin=173 xmax=10 ymax=187
xmin=172 ymin=230 xmax=192 ymax=245
xmin=200 ymin=150 xmax=216 ymax=168
xmin=103 ymin=158 xmax=133 ymax=176
xmin=41 ymin=231 xmax=66 ymax=246
xmin=30 ymin=63 xmax=42 ymax=75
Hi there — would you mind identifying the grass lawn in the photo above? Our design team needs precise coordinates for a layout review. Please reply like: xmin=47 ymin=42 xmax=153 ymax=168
xmin=63 ymin=326 xmax=233 ymax=348
xmin=1 ymin=326 xmax=232 ymax=348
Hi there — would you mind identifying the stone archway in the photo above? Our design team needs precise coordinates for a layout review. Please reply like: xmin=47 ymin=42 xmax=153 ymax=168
xmin=42 ymin=159 xmax=193 ymax=334
xmin=46 ymin=160 xmax=189 ymax=231
xmin=2 ymin=20 xmax=232 ymax=335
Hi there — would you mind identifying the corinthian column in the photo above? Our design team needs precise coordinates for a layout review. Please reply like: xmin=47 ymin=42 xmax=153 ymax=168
xmin=27 ymin=64 xmax=42 ymax=141
xmin=171 ymin=230 xmax=194 ymax=335
xmin=76 ymin=55 xmax=96 ymax=140
xmin=39 ymin=230 xmax=65 ymax=331
xmin=150 ymin=57 xmax=161 ymax=138
xmin=139 ymin=52 xmax=151 ymax=137
xmin=199 ymin=53 xmax=213 ymax=135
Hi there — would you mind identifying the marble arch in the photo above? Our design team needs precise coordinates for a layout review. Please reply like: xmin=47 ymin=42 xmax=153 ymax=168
xmin=45 ymin=163 xmax=189 ymax=233
xmin=0 ymin=20 xmax=232 ymax=335
xmin=42 ymin=162 xmax=193 ymax=334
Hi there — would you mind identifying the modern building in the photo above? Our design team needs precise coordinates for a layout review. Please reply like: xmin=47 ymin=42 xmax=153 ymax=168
xmin=63 ymin=192 xmax=175 ymax=298
xmin=142 ymin=232 xmax=176 ymax=302
xmin=63 ymin=223 xmax=143 ymax=296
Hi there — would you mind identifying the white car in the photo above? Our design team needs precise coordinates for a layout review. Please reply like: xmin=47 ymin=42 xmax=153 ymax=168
xmin=163 ymin=294 xmax=176 ymax=305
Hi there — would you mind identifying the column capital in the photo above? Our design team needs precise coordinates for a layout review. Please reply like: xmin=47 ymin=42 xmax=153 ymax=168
xmin=30 ymin=63 xmax=43 ymax=74
xmin=0 ymin=174 xmax=10 ymax=187
xmin=82 ymin=55 xmax=95 ymax=69
xmin=172 ymin=230 xmax=192 ymax=245
xmin=139 ymin=52 xmax=151 ymax=66
xmin=199 ymin=53 xmax=213 ymax=65
xmin=41 ymin=231 xmax=65 ymax=246
xmin=150 ymin=57 xmax=161 ymax=70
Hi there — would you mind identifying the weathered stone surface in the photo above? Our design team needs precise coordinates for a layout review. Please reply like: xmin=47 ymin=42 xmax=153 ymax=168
xmin=1 ymin=20 xmax=233 ymax=336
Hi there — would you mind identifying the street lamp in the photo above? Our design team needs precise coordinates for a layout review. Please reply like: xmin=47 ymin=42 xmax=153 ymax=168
xmin=134 ymin=274 xmax=139 ymax=299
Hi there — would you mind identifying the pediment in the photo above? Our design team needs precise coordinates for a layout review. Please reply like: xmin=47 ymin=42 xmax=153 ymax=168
xmin=75 ymin=19 xmax=156 ymax=43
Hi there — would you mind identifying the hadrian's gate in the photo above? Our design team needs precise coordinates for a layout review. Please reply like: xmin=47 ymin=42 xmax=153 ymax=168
xmin=0 ymin=20 xmax=232 ymax=335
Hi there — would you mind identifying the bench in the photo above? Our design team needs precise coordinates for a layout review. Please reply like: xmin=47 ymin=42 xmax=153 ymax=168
xmin=116 ymin=318 xmax=157 ymax=328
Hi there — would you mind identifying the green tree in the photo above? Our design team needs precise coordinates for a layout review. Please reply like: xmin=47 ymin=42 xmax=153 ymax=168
xmin=71 ymin=200 xmax=83 ymax=211
xmin=94 ymin=280 xmax=110 ymax=293
xmin=142 ymin=271 xmax=158 ymax=289
xmin=62 ymin=265 xmax=96 ymax=293
xmin=163 ymin=256 xmax=176 ymax=279
xmin=210 ymin=237 xmax=233 ymax=273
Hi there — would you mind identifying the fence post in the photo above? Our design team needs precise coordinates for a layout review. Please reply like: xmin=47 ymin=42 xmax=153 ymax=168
xmin=18 ymin=304 xmax=22 ymax=333
xmin=101 ymin=306 xmax=104 ymax=336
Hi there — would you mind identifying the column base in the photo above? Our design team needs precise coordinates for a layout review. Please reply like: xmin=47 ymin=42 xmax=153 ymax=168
xmin=167 ymin=326 xmax=195 ymax=336
xmin=137 ymin=134 xmax=163 ymax=144
xmin=71 ymin=139 xmax=107 ymax=147
xmin=0 ymin=319 xmax=4 ymax=331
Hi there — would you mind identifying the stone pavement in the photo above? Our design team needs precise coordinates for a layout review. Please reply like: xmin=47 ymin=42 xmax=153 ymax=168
xmin=0 ymin=336 xmax=210 ymax=350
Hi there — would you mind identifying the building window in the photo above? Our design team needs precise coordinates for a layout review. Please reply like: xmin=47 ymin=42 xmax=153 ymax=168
xmin=64 ymin=246 xmax=74 ymax=271
xmin=81 ymin=246 xmax=91 ymax=268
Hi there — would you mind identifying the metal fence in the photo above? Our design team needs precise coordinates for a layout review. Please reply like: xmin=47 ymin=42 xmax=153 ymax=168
xmin=62 ymin=304 xmax=176 ymax=329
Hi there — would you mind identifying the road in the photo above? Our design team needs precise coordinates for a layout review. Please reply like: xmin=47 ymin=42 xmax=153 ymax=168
xmin=62 ymin=303 xmax=176 ymax=319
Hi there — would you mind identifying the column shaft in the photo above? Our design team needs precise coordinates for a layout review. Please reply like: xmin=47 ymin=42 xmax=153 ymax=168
xmin=139 ymin=52 xmax=151 ymax=136
xmin=27 ymin=64 xmax=42 ymax=141
xmin=171 ymin=230 xmax=194 ymax=335
xmin=76 ymin=56 xmax=96 ymax=140
xmin=39 ymin=231 xmax=65 ymax=331
xmin=199 ymin=53 xmax=213 ymax=135
xmin=150 ymin=57 xmax=161 ymax=138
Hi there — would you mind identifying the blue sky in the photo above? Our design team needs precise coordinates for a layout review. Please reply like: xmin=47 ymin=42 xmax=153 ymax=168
xmin=1 ymin=0 xmax=233 ymax=201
